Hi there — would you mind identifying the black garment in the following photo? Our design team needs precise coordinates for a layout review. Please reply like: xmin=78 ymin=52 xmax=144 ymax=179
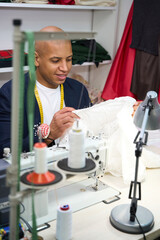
xmin=130 ymin=49 xmax=160 ymax=100
xmin=130 ymin=0 xmax=160 ymax=99
xmin=130 ymin=0 xmax=160 ymax=56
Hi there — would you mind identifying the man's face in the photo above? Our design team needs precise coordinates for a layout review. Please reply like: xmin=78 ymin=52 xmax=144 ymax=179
xmin=35 ymin=40 xmax=73 ymax=88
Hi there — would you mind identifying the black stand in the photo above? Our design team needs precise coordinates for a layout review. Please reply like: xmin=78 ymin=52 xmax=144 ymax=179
xmin=129 ymin=130 xmax=148 ymax=221
xmin=110 ymin=97 xmax=154 ymax=234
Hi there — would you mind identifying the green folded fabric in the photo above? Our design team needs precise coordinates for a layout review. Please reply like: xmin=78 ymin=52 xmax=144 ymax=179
xmin=71 ymin=39 xmax=111 ymax=66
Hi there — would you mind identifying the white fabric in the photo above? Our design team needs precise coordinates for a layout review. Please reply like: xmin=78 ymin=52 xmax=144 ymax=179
xmin=74 ymin=96 xmax=136 ymax=138
xmin=71 ymin=96 xmax=160 ymax=184
xmin=36 ymin=81 xmax=65 ymax=125
xmin=75 ymin=0 xmax=116 ymax=6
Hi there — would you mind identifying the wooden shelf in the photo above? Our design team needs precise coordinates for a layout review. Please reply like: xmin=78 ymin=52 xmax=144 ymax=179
xmin=0 ymin=2 xmax=116 ymax=10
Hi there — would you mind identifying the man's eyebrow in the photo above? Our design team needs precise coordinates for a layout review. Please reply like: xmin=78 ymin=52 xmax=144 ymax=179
xmin=50 ymin=54 xmax=73 ymax=60
xmin=50 ymin=56 xmax=61 ymax=60
xmin=67 ymin=54 xmax=73 ymax=58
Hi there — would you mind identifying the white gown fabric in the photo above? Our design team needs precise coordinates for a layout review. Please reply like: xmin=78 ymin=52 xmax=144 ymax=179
xmin=72 ymin=96 xmax=160 ymax=184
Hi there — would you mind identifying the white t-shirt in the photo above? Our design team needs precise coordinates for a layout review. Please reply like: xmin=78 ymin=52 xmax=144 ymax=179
xmin=36 ymin=81 xmax=65 ymax=125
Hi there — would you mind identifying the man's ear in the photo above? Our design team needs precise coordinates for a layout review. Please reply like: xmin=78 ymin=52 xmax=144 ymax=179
xmin=35 ymin=51 xmax=39 ymax=67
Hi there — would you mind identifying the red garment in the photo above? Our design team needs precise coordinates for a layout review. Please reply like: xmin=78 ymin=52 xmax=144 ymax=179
xmin=101 ymin=3 xmax=136 ymax=100
xmin=55 ymin=0 xmax=75 ymax=4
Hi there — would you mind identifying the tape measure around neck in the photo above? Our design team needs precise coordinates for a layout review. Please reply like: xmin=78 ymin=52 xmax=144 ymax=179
xmin=35 ymin=83 xmax=64 ymax=124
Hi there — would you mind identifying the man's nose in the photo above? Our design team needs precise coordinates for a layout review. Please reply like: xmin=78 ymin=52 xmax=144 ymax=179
xmin=59 ymin=60 xmax=68 ymax=71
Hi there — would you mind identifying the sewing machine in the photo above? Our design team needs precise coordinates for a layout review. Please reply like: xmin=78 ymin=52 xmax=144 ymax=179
xmin=3 ymin=134 xmax=120 ymax=227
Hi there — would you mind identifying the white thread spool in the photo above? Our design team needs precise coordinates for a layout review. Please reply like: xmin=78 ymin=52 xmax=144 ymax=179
xmin=34 ymin=142 xmax=47 ymax=174
xmin=56 ymin=204 xmax=72 ymax=240
xmin=68 ymin=120 xmax=86 ymax=169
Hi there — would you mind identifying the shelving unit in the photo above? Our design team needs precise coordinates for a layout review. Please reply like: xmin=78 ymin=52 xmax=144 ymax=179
xmin=0 ymin=2 xmax=116 ymax=10
xmin=0 ymin=1 xmax=119 ymax=90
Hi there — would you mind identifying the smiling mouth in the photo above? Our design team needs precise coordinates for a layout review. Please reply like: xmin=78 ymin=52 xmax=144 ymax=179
xmin=56 ymin=75 xmax=67 ymax=80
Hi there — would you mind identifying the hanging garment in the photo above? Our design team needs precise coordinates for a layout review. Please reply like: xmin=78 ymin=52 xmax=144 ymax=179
xmin=130 ymin=0 xmax=160 ymax=101
xmin=130 ymin=0 xmax=160 ymax=56
xmin=101 ymin=2 xmax=136 ymax=100
xmin=130 ymin=49 xmax=160 ymax=100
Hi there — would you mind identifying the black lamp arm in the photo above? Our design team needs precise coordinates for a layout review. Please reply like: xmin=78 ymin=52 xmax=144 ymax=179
xmin=134 ymin=131 xmax=148 ymax=147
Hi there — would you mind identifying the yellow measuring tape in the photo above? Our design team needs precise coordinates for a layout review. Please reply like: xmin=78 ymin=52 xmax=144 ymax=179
xmin=34 ymin=83 xmax=64 ymax=124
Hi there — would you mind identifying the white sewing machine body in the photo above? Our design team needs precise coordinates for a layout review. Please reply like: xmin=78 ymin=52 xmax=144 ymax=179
xmin=19 ymin=135 xmax=107 ymax=173
xmin=3 ymin=135 xmax=120 ymax=227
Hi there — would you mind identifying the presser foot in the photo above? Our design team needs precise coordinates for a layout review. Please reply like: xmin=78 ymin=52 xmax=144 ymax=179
xmin=86 ymin=179 xmax=109 ymax=192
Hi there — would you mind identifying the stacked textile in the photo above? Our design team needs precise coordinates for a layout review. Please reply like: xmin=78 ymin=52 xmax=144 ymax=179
xmin=48 ymin=0 xmax=75 ymax=4
xmin=71 ymin=39 xmax=111 ymax=67
xmin=0 ymin=50 xmax=13 ymax=68
xmin=75 ymin=0 xmax=116 ymax=6
xmin=0 ymin=50 xmax=28 ymax=68
xmin=55 ymin=0 xmax=75 ymax=4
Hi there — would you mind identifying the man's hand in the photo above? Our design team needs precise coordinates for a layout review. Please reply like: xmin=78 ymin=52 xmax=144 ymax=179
xmin=46 ymin=107 xmax=79 ymax=143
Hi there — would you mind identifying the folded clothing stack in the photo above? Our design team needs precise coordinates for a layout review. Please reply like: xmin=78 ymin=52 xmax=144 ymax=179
xmin=0 ymin=50 xmax=14 ymax=68
xmin=0 ymin=50 xmax=28 ymax=68
xmin=0 ymin=0 xmax=10 ymax=2
xmin=48 ymin=0 xmax=75 ymax=4
xmin=75 ymin=0 xmax=116 ymax=6
xmin=71 ymin=39 xmax=111 ymax=67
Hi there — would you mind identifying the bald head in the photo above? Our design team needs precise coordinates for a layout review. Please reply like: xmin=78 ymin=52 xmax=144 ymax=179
xmin=35 ymin=26 xmax=71 ymax=56
xmin=39 ymin=25 xmax=64 ymax=33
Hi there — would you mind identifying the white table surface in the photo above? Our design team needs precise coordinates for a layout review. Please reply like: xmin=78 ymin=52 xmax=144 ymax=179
xmin=38 ymin=168 xmax=160 ymax=240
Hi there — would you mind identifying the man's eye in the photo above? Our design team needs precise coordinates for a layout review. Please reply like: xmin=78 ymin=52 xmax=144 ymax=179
xmin=67 ymin=58 xmax=72 ymax=62
xmin=51 ymin=59 xmax=59 ymax=63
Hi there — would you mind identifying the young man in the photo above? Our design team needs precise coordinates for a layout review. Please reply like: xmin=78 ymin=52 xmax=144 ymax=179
xmin=0 ymin=26 xmax=91 ymax=157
